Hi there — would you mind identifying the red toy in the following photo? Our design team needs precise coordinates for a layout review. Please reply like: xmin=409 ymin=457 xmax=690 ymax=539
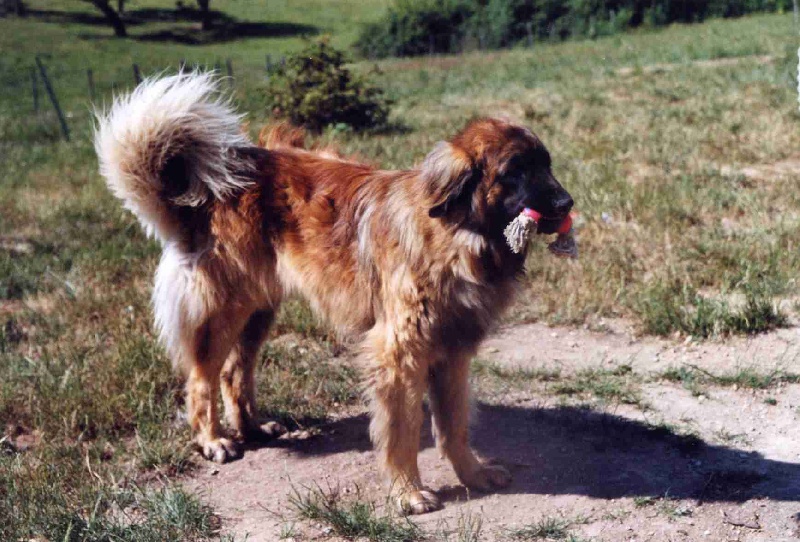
xmin=505 ymin=208 xmax=578 ymax=258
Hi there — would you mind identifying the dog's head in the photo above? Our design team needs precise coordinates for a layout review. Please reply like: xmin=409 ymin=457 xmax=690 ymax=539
xmin=423 ymin=118 xmax=572 ymax=235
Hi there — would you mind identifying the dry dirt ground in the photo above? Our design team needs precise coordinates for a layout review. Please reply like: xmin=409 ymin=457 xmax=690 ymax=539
xmin=186 ymin=321 xmax=800 ymax=542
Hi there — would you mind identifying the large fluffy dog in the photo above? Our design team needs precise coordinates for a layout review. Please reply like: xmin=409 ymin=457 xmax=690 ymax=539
xmin=95 ymin=73 xmax=573 ymax=514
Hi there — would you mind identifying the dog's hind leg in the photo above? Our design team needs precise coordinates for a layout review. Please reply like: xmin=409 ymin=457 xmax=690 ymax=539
xmin=220 ymin=309 xmax=286 ymax=442
xmin=184 ymin=311 xmax=254 ymax=464
xmin=366 ymin=325 xmax=441 ymax=515
xmin=154 ymin=251 xmax=251 ymax=463
xmin=429 ymin=355 xmax=512 ymax=492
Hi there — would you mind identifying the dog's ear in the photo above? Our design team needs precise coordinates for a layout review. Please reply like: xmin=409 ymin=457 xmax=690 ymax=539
xmin=423 ymin=142 xmax=479 ymax=218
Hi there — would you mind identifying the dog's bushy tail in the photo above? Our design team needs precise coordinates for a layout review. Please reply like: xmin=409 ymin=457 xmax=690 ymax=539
xmin=94 ymin=72 xmax=252 ymax=244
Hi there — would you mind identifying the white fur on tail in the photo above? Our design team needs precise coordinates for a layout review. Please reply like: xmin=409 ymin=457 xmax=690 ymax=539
xmin=94 ymin=72 xmax=252 ymax=243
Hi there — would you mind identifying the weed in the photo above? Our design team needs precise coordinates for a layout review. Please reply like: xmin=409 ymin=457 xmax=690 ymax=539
xmin=552 ymin=365 xmax=642 ymax=406
xmin=0 ymin=453 xmax=222 ymax=542
xmin=659 ymin=366 xmax=706 ymax=396
xmin=638 ymin=282 xmax=788 ymax=338
xmin=508 ymin=516 xmax=573 ymax=540
xmin=657 ymin=365 xmax=800 ymax=391
xmin=436 ymin=509 xmax=485 ymax=542
xmin=471 ymin=358 xmax=562 ymax=382
xmin=290 ymin=485 xmax=422 ymax=542
xmin=256 ymin=342 xmax=361 ymax=429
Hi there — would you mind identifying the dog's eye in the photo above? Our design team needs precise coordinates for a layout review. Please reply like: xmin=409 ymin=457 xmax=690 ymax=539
xmin=499 ymin=170 xmax=525 ymax=187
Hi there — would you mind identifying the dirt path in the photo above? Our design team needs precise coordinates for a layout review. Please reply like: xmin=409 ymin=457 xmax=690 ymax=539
xmin=186 ymin=323 xmax=800 ymax=541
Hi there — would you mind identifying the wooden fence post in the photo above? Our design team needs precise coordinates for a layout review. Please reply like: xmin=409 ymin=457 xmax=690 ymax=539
xmin=225 ymin=58 xmax=233 ymax=78
xmin=132 ymin=63 xmax=142 ymax=85
xmin=34 ymin=56 xmax=70 ymax=141
xmin=87 ymin=69 xmax=96 ymax=102
xmin=30 ymin=67 xmax=39 ymax=112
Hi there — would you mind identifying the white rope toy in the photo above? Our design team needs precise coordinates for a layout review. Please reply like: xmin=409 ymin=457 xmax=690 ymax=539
xmin=504 ymin=208 xmax=578 ymax=258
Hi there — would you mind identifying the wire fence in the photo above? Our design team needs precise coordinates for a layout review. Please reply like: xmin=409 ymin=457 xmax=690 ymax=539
xmin=0 ymin=53 xmax=292 ymax=142
xmin=2 ymin=32 xmax=537 ymax=143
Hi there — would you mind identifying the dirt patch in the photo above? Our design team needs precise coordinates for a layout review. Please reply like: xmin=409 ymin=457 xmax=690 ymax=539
xmin=720 ymin=158 xmax=800 ymax=182
xmin=616 ymin=55 xmax=774 ymax=76
xmin=384 ymin=51 xmax=508 ymax=72
xmin=183 ymin=321 xmax=800 ymax=541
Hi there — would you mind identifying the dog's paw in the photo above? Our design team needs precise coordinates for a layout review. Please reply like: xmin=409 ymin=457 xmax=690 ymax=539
xmin=460 ymin=461 xmax=512 ymax=492
xmin=239 ymin=421 xmax=287 ymax=443
xmin=397 ymin=489 xmax=442 ymax=515
xmin=201 ymin=437 xmax=241 ymax=463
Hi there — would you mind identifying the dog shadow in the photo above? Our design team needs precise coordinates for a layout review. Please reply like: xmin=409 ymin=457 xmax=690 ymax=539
xmin=259 ymin=403 xmax=800 ymax=504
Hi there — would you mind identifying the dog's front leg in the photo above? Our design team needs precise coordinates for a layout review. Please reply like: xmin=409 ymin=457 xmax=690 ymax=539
xmin=367 ymin=338 xmax=440 ymax=515
xmin=429 ymin=356 xmax=512 ymax=492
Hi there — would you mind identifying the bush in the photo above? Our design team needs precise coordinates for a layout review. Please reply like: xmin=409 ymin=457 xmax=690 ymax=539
xmin=356 ymin=0 xmax=475 ymax=57
xmin=356 ymin=0 xmax=791 ymax=59
xmin=266 ymin=39 xmax=391 ymax=133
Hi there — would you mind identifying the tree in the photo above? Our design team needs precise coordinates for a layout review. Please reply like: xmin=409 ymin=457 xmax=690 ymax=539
xmin=196 ymin=0 xmax=212 ymax=30
xmin=2 ymin=0 xmax=27 ymax=16
xmin=84 ymin=0 xmax=127 ymax=37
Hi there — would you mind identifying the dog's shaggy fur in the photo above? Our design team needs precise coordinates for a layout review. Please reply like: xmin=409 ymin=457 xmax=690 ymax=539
xmin=95 ymin=73 xmax=572 ymax=514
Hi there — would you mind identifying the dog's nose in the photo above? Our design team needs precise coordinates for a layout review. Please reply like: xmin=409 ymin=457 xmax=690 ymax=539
xmin=553 ymin=195 xmax=574 ymax=215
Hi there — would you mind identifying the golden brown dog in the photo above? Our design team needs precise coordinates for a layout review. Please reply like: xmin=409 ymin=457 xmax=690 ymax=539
xmin=95 ymin=73 xmax=573 ymax=514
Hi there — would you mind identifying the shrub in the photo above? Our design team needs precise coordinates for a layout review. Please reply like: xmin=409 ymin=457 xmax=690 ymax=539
xmin=356 ymin=0 xmax=791 ymax=59
xmin=356 ymin=0 xmax=475 ymax=57
xmin=266 ymin=39 xmax=391 ymax=133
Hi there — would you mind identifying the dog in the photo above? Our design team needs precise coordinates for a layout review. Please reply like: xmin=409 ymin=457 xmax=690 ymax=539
xmin=95 ymin=73 xmax=573 ymax=514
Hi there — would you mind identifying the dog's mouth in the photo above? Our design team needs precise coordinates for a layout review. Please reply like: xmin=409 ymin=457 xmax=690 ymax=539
xmin=535 ymin=215 xmax=567 ymax=235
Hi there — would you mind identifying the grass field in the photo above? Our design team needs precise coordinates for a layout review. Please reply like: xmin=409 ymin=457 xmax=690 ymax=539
xmin=1 ymin=2 xmax=799 ymax=539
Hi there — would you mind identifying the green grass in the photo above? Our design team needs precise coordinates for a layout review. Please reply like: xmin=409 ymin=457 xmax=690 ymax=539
xmin=0 ymin=455 xmax=226 ymax=542
xmin=471 ymin=358 xmax=562 ymax=382
xmin=638 ymin=282 xmax=788 ymax=338
xmin=473 ymin=359 xmax=643 ymax=407
xmin=551 ymin=365 xmax=642 ymax=406
xmin=255 ymin=341 xmax=361 ymax=429
xmin=290 ymin=485 xmax=423 ymax=542
xmin=658 ymin=365 xmax=800 ymax=393
xmin=508 ymin=516 xmax=591 ymax=541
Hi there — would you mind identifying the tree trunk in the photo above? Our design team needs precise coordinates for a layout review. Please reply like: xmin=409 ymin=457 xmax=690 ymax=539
xmin=15 ymin=0 xmax=27 ymax=16
xmin=117 ymin=0 xmax=124 ymax=16
xmin=794 ymin=0 xmax=799 ymax=27
xmin=197 ymin=0 xmax=211 ymax=30
xmin=88 ymin=0 xmax=126 ymax=37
